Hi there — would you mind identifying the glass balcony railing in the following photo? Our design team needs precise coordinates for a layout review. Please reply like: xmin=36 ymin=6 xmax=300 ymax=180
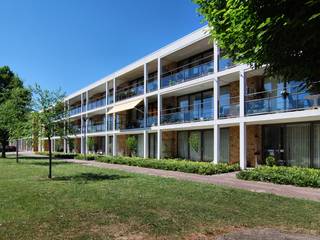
xmin=116 ymin=82 xmax=144 ymax=102
xmin=69 ymin=106 xmax=82 ymax=116
xmin=87 ymin=97 xmax=106 ymax=111
xmin=147 ymin=77 xmax=158 ymax=93
xmin=69 ymin=126 xmax=81 ymax=134
xmin=87 ymin=122 xmax=106 ymax=133
xmin=107 ymin=95 xmax=114 ymax=105
xmin=115 ymin=119 xmax=144 ymax=130
xmin=161 ymin=102 xmax=213 ymax=125
xmin=245 ymin=83 xmax=320 ymax=116
xmin=147 ymin=115 xmax=157 ymax=127
xmin=161 ymin=56 xmax=214 ymax=88
xmin=218 ymin=57 xmax=236 ymax=71
xmin=219 ymin=96 xmax=240 ymax=118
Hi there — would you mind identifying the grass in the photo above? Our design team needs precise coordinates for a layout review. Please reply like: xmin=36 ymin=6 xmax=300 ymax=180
xmin=1 ymin=157 xmax=320 ymax=240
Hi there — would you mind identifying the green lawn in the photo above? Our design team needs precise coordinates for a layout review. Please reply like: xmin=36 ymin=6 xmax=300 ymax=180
xmin=1 ymin=158 xmax=320 ymax=240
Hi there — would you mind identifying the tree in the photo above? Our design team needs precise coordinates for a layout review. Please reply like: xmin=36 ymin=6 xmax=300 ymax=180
xmin=194 ymin=0 xmax=320 ymax=85
xmin=32 ymin=84 xmax=66 ymax=178
xmin=126 ymin=136 xmax=137 ymax=157
xmin=0 ymin=66 xmax=31 ymax=158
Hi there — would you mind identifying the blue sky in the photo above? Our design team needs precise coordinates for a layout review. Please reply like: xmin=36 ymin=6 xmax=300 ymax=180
xmin=0 ymin=0 xmax=205 ymax=94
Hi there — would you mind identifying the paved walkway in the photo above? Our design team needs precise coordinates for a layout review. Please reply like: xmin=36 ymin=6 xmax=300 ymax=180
xmin=65 ymin=159 xmax=320 ymax=202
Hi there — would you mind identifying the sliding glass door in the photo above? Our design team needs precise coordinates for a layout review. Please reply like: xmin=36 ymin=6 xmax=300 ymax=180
xmin=313 ymin=124 xmax=320 ymax=168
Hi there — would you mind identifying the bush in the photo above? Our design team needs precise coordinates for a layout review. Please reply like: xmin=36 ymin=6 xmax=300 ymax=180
xmin=265 ymin=155 xmax=276 ymax=166
xmin=36 ymin=152 xmax=77 ymax=159
xmin=75 ymin=154 xmax=97 ymax=161
xmin=237 ymin=166 xmax=320 ymax=188
xmin=96 ymin=155 xmax=240 ymax=175
xmin=52 ymin=153 xmax=77 ymax=159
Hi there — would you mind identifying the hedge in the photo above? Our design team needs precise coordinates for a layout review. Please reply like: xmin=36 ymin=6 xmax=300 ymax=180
xmin=96 ymin=155 xmax=240 ymax=175
xmin=36 ymin=152 xmax=77 ymax=159
xmin=75 ymin=154 xmax=97 ymax=160
xmin=237 ymin=166 xmax=320 ymax=188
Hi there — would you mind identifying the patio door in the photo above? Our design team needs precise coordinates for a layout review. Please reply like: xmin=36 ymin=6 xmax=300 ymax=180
xmin=285 ymin=123 xmax=310 ymax=167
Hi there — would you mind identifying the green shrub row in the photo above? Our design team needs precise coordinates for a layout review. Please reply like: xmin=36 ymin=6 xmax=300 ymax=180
xmin=237 ymin=166 xmax=320 ymax=188
xmin=75 ymin=154 xmax=97 ymax=160
xmin=96 ymin=155 xmax=240 ymax=175
xmin=36 ymin=152 xmax=77 ymax=159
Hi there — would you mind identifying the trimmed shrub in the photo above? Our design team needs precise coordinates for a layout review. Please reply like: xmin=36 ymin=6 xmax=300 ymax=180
xmin=237 ymin=166 xmax=320 ymax=188
xmin=52 ymin=153 xmax=77 ymax=159
xmin=75 ymin=154 xmax=98 ymax=161
xmin=96 ymin=155 xmax=240 ymax=175
xmin=265 ymin=155 xmax=276 ymax=166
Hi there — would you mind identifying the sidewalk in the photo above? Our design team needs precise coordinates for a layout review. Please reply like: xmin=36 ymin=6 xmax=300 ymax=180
xmin=66 ymin=159 xmax=320 ymax=202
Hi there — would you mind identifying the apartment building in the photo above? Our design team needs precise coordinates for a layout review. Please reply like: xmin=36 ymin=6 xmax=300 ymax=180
xmin=39 ymin=26 xmax=320 ymax=169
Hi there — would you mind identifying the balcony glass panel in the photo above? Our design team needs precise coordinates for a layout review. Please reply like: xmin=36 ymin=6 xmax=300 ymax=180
xmin=161 ymin=100 xmax=213 ymax=125
xmin=218 ymin=57 xmax=236 ymax=71
xmin=87 ymin=97 xmax=106 ymax=111
xmin=245 ymin=81 xmax=320 ymax=116
xmin=69 ymin=106 xmax=82 ymax=116
xmin=147 ymin=115 xmax=157 ymax=127
xmin=147 ymin=76 xmax=158 ymax=93
xmin=219 ymin=96 xmax=240 ymax=118
xmin=161 ymin=56 xmax=214 ymax=88
xmin=116 ymin=119 xmax=144 ymax=130
xmin=70 ymin=126 xmax=81 ymax=134
xmin=87 ymin=122 xmax=106 ymax=133
xmin=116 ymin=82 xmax=144 ymax=102
xmin=107 ymin=95 xmax=114 ymax=104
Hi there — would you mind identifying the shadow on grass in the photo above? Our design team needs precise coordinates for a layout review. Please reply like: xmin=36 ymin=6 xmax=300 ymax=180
xmin=6 ymin=156 xmax=49 ymax=160
xmin=52 ymin=172 xmax=128 ymax=182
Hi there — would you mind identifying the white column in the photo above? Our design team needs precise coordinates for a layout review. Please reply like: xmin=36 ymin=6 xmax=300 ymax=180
xmin=157 ymin=58 xmax=161 ymax=90
xmin=239 ymin=69 xmax=246 ymax=117
xmin=144 ymin=63 xmax=148 ymax=94
xmin=213 ymin=42 xmax=219 ymax=73
xmin=240 ymin=121 xmax=247 ymax=169
xmin=213 ymin=77 xmax=219 ymax=120
xmin=113 ymin=78 xmax=116 ymax=103
xmin=157 ymin=129 xmax=162 ymax=160
xmin=143 ymin=131 xmax=148 ymax=158
xmin=63 ymin=139 xmax=67 ymax=153
xmin=213 ymin=124 xmax=220 ymax=164
xmin=112 ymin=134 xmax=117 ymax=156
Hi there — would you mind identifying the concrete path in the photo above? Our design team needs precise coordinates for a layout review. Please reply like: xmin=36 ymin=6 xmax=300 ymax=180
xmin=65 ymin=159 xmax=320 ymax=202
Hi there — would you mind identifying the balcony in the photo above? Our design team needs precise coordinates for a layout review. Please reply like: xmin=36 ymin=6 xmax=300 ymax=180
xmin=70 ymin=126 xmax=81 ymax=134
xmin=161 ymin=55 xmax=214 ymax=88
xmin=147 ymin=115 xmax=157 ymax=127
xmin=87 ymin=122 xmax=106 ymax=133
xmin=218 ymin=57 xmax=236 ymax=71
xmin=116 ymin=82 xmax=144 ymax=102
xmin=219 ymin=96 xmax=240 ymax=119
xmin=107 ymin=95 xmax=114 ymax=105
xmin=69 ymin=106 xmax=82 ymax=116
xmin=161 ymin=101 xmax=213 ymax=125
xmin=245 ymin=82 xmax=320 ymax=116
xmin=147 ymin=76 xmax=158 ymax=93
xmin=87 ymin=96 xmax=106 ymax=111
xmin=116 ymin=119 xmax=144 ymax=130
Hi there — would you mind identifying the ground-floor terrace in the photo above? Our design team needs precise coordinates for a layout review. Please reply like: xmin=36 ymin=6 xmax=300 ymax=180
xmin=38 ymin=120 xmax=320 ymax=169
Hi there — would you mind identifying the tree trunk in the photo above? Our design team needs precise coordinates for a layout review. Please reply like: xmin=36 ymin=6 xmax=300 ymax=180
xmin=16 ymin=139 xmax=19 ymax=163
xmin=1 ymin=141 xmax=6 ymax=158
xmin=48 ymin=137 xmax=52 ymax=179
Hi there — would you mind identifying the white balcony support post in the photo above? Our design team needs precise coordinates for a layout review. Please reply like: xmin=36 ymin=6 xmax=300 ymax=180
xmin=85 ymin=115 xmax=88 ymax=154
xmin=85 ymin=91 xmax=88 ymax=113
xmin=240 ymin=121 xmax=247 ymax=169
xmin=113 ymin=78 xmax=116 ymax=103
xmin=213 ymin=124 xmax=220 ymax=164
xmin=157 ymin=94 xmax=162 ymax=128
xmin=213 ymin=42 xmax=219 ymax=73
xmin=143 ymin=131 xmax=148 ymax=158
xmin=144 ymin=63 xmax=148 ymax=94
xmin=239 ymin=69 xmax=246 ymax=117
xmin=63 ymin=139 xmax=67 ymax=153
xmin=112 ymin=134 xmax=117 ymax=156
xmin=157 ymin=58 xmax=161 ymax=90
xmin=213 ymin=77 xmax=220 ymax=120
xmin=157 ymin=129 xmax=162 ymax=160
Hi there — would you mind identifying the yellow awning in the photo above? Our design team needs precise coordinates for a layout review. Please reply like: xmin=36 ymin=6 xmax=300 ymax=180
xmin=107 ymin=98 xmax=143 ymax=114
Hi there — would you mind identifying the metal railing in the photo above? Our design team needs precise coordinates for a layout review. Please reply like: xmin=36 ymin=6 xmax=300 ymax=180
xmin=87 ymin=97 xmax=106 ymax=111
xmin=115 ymin=119 xmax=144 ymax=130
xmin=116 ymin=81 xmax=144 ymax=102
xmin=245 ymin=82 xmax=320 ymax=116
xmin=69 ymin=106 xmax=82 ymax=116
xmin=218 ymin=57 xmax=236 ymax=71
xmin=147 ymin=76 xmax=158 ymax=92
xmin=147 ymin=115 xmax=157 ymax=127
xmin=161 ymin=101 xmax=213 ymax=125
xmin=161 ymin=55 xmax=214 ymax=88
xmin=87 ymin=122 xmax=106 ymax=133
